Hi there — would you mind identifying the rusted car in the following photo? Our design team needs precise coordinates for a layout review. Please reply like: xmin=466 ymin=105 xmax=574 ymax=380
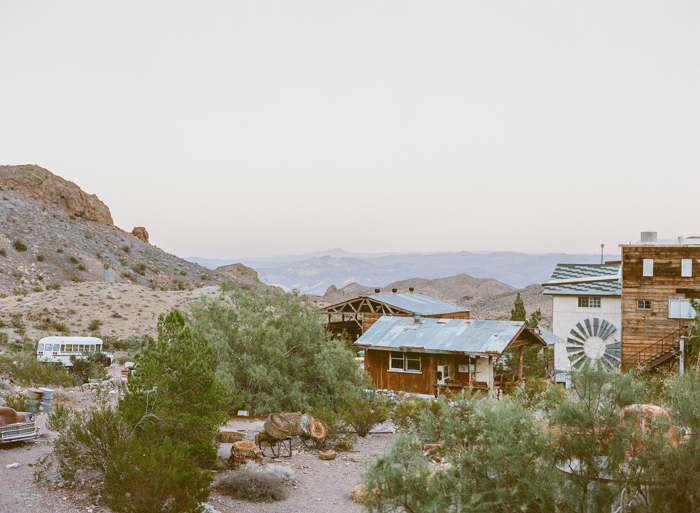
xmin=0 ymin=406 xmax=40 ymax=444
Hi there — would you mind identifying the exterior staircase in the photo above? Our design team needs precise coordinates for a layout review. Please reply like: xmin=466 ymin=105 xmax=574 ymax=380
xmin=621 ymin=327 xmax=685 ymax=371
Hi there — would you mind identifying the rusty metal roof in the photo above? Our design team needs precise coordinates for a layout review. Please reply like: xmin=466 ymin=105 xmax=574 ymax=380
xmin=353 ymin=316 xmax=553 ymax=356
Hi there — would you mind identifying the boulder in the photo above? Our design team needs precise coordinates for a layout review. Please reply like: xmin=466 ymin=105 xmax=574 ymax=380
xmin=131 ymin=227 xmax=149 ymax=242
xmin=319 ymin=450 xmax=336 ymax=461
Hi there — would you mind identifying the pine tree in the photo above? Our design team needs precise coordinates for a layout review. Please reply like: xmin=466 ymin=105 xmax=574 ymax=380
xmin=510 ymin=292 xmax=526 ymax=321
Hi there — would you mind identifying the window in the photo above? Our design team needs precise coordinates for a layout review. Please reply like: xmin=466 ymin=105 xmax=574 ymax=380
xmin=60 ymin=344 xmax=65 ymax=351
xmin=669 ymin=298 xmax=696 ymax=319
xmin=37 ymin=344 xmax=44 ymax=351
xmin=643 ymin=259 xmax=654 ymax=277
xmin=389 ymin=352 xmax=422 ymax=373
xmin=637 ymin=300 xmax=652 ymax=310
xmin=390 ymin=352 xmax=404 ymax=370
xmin=53 ymin=344 xmax=59 ymax=351
xmin=578 ymin=297 xmax=601 ymax=308
xmin=682 ymin=259 xmax=693 ymax=277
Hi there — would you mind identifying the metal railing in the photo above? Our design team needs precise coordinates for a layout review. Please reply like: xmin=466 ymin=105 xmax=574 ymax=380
xmin=621 ymin=326 xmax=686 ymax=370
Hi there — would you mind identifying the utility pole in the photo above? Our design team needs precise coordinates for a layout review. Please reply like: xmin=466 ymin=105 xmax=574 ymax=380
xmin=680 ymin=334 xmax=685 ymax=375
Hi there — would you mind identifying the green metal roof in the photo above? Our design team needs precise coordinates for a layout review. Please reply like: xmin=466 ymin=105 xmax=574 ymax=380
xmin=544 ymin=263 xmax=621 ymax=296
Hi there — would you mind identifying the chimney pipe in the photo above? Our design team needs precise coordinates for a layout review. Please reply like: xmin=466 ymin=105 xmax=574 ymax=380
xmin=413 ymin=312 xmax=421 ymax=324
xmin=679 ymin=236 xmax=685 ymax=244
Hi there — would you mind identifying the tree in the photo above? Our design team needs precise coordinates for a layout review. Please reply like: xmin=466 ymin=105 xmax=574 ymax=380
xmin=510 ymin=292 xmax=526 ymax=321
xmin=190 ymin=281 xmax=366 ymax=414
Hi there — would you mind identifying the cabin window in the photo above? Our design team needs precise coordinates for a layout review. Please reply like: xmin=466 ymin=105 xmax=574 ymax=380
xmin=389 ymin=352 xmax=422 ymax=373
xmin=637 ymin=300 xmax=652 ymax=310
xmin=578 ymin=297 xmax=601 ymax=308
xmin=390 ymin=352 xmax=404 ymax=370
xmin=682 ymin=259 xmax=692 ymax=277
xmin=669 ymin=298 xmax=695 ymax=319
xmin=643 ymin=259 xmax=654 ymax=277
xmin=38 ymin=344 xmax=44 ymax=351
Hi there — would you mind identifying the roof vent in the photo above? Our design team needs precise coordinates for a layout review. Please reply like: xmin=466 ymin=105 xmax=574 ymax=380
xmin=679 ymin=236 xmax=685 ymax=244
xmin=413 ymin=312 xmax=421 ymax=324
xmin=409 ymin=287 xmax=414 ymax=293
xmin=641 ymin=231 xmax=657 ymax=243
xmin=374 ymin=288 xmax=380 ymax=293
xmin=392 ymin=288 xmax=398 ymax=293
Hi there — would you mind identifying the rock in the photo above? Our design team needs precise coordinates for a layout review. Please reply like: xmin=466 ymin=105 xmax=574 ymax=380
xmin=6 ymin=463 xmax=19 ymax=469
xmin=350 ymin=483 xmax=368 ymax=504
xmin=124 ymin=361 xmax=135 ymax=369
xmin=319 ymin=450 xmax=336 ymax=461
xmin=131 ymin=227 xmax=149 ymax=242
xmin=0 ymin=165 xmax=113 ymax=224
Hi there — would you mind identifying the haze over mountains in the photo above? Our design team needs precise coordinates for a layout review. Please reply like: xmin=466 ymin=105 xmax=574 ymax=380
xmin=188 ymin=249 xmax=620 ymax=295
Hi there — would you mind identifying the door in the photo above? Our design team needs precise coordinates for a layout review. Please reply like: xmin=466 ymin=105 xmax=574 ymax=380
xmin=437 ymin=365 xmax=449 ymax=385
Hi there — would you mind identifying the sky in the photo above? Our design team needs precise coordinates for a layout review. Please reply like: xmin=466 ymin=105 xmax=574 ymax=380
xmin=1 ymin=1 xmax=698 ymax=259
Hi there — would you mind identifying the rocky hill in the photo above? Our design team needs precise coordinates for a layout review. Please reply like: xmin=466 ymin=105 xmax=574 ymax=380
xmin=0 ymin=165 xmax=265 ymax=297
xmin=309 ymin=274 xmax=552 ymax=327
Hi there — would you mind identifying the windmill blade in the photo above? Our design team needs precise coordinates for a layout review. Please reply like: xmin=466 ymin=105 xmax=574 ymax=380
xmin=601 ymin=323 xmax=617 ymax=341
xmin=567 ymin=347 xmax=584 ymax=355
xmin=569 ymin=328 xmax=586 ymax=344
xmin=571 ymin=354 xmax=587 ymax=369
xmin=593 ymin=318 xmax=600 ymax=337
xmin=599 ymin=319 xmax=609 ymax=337
xmin=567 ymin=337 xmax=584 ymax=347
xmin=603 ymin=350 xmax=621 ymax=362
xmin=584 ymin=319 xmax=593 ymax=337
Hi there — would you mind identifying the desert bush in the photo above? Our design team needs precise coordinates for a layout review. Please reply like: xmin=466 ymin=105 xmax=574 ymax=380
xmin=69 ymin=275 xmax=83 ymax=283
xmin=191 ymin=282 xmax=366 ymax=415
xmin=13 ymin=288 xmax=28 ymax=296
xmin=312 ymin=406 xmax=356 ymax=451
xmin=51 ymin=321 xmax=70 ymax=334
xmin=180 ymin=269 xmax=188 ymax=276
xmin=13 ymin=240 xmax=27 ymax=251
xmin=133 ymin=263 xmax=146 ymax=275
xmin=391 ymin=395 xmax=433 ymax=433
xmin=33 ymin=286 xmax=43 ymax=292
xmin=87 ymin=319 xmax=102 ymax=331
xmin=342 ymin=390 xmax=392 ymax=437
xmin=70 ymin=352 xmax=110 ymax=383
xmin=70 ymin=256 xmax=79 ymax=264
xmin=121 ymin=245 xmax=130 ymax=253
xmin=118 ymin=258 xmax=128 ymax=266
xmin=2 ymin=391 xmax=26 ymax=411
xmin=56 ymin=248 xmax=64 ymax=253
xmin=0 ymin=353 xmax=79 ymax=388
xmin=102 ymin=437 xmax=210 ymax=513
xmin=10 ymin=314 xmax=25 ymax=330
xmin=46 ymin=283 xmax=60 ymax=290
xmin=0 ymin=248 xmax=6 ymax=257
xmin=0 ymin=318 xmax=6 ymax=328
xmin=77 ymin=264 xmax=86 ymax=271
xmin=110 ymin=312 xmax=122 ymax=318
xmin=36 ymin=254 xmax=44 ymax=262
xmin=122 ymin=271 xmax=137 ymax=283
xmin=215 ymin=464 xmax=288 ymax=502
xmin=0 ymin=332 xmax=8 ymax=345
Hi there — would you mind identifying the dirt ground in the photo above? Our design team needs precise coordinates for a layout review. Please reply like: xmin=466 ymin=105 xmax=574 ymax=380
xmin=0 ymin=398 xmax=396 ymax=513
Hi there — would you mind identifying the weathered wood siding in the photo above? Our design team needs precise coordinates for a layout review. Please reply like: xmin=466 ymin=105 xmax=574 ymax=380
xmin=361 ymin=311 xmax=470 ymax=334
xmin=364 ymin=350 xmax=476 ymax=395
xmin=621 ymin=245 xmax=700 ymax=369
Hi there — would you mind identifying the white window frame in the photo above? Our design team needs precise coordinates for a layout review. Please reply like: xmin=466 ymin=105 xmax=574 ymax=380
xmin=682 ymin=259 xmax=692 ymax=277
xmin=669 ymin=298 xmax=696 ymax=319
xmin=643 ymin=259 xmax=654 ymax=277
xmin=637 ymin=300 xmax=652 ymax=310
xmin=578 ymin=296 xmax=601 ymax=308
xmin=388 ymin=351 xmax=422 ymax=374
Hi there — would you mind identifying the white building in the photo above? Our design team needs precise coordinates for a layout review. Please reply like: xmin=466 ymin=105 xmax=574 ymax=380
xmin=543 ymin=264 xmax=621 ymax=381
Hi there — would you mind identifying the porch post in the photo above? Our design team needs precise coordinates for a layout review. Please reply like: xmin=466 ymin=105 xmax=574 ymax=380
xmin=518 ymin=346 xmax=524 ymax=383
xmin=488 ymin=356 xmax=494 ymax=399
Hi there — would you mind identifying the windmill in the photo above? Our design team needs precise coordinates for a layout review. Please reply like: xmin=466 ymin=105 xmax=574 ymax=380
xmin=567 ymin=318 xmax=621 ymax=370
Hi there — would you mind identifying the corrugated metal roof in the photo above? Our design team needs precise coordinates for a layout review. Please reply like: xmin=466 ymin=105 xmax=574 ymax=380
xmin=353 ymin=316 xmax=538 ymax=356
xmin=365 ymin=292 xmax=467 ymax=315
xmin=543 ymin=263 xmax=621 ymax=296
xmin=534 ymin=326 xmax=564 ymax=346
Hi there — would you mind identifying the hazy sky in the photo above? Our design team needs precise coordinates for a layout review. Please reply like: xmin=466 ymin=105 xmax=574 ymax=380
xmin=1 ymin=1 xmax=698 ymax=259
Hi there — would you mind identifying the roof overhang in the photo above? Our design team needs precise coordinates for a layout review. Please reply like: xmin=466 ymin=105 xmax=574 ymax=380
xmin=677 ymin=288 xmax=700 ymax=299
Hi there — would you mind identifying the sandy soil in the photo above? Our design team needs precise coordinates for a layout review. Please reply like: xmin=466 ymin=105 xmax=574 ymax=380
xmin=0 ymin=399 xmax=396 ymax=513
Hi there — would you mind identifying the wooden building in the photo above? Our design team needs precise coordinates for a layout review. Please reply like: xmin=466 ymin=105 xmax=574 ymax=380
xmin=353 ymin=316 xmax=552 ymax=396
xmin=619 ymin=232 xmax=700 ymax=370
xmin=321 ymin=289 xmax=469 ymax=341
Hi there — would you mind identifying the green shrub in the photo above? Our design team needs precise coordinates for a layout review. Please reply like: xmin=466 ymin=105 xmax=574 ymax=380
xmin=342 ymin=390 xmax=392 ymax=437
xmin=69 ymin=214 xmax=76 ymax=220
xmin=70 ymin=352 xmax=109 ymax=383
xmin=70 ymin=275 xmax=83 ymax=283
xmin=2 ymin=391 xmax=26 ymax=411
xmin=103 ymin=437 xmax=212 ymax=513
xmin=13 ymin=240 xmax=27 ymax=251
xmin=118 ymin=258 xmax=128 ymax=266
xmin=88 ymin=319 xmax=102 ymax=331
xmin=180 ymin=270 xmax=187 ymax=276
xmin=121 ymin=272 xmax=137 ymax=283
xmin=0 ymin=333 xmax=7 ymax=345
xmin=13 ymin=288 xmax=28 ymax=296
xmin=56 ymin=248 xmax=64 ymax=253
xmin=0 ymin=353 xmax=79 ymax=388
xmin=391 ymin=395 xmax=433 ymax=433
xmin=52 ymin=321 xmax=70 ymax=334
xmin=311 ymin=406 xmax=356 ymax=451
xmin=0 ymin=318 xmax=5 ymax=328
xmin=214 ymin=465 xmax=288 ymax=502
xmin=133 ymin=263 xmax=147 ymax=275
xmin=46 ymin=283 xmax=61 ymax=290
xmin=110 ymin=312 xmax=122 ymax=319
xmin=191 ymin=283 xmax=366 ymax=415
xmin=36 ymin=254 xmax=44 ymax=262
xmin=70 ymin=256 xmax=79 ymax=264
xmin=84 ymin=232 xmax=94 ymax=239
xmin=77 ymin=264 xmax=86 ymax=271
xmin=0 ymin=248 xmax=6 ymax=257
xmin=121 ymin=245 xmax=130 ymax=253
xmin=33 ymin=286 xmax=43 ymax=292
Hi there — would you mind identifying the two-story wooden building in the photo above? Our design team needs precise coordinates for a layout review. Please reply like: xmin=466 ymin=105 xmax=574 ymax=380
xmin=619 ymin=232 xmax=699 ymax=370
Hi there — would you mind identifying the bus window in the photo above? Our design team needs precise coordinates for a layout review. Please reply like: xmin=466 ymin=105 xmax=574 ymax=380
xmin=97 ymin=345 xmax=102 ymax=352
xmin=88 ymin=345 xmax=93 ymax=352
xmin=68 ymin=345 xmax=73 ymax=351
xmin=38 ymin=344 xmax=44 ymax=351
xmin=53 ymin=344 xmax=60 ymax=352
xmin=61 ymin=344 xmax=65 ymax=351
xmin=79 ymin=344 xmax=84 ymax=352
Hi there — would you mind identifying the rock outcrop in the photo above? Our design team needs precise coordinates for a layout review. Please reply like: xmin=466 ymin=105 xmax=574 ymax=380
xmin=131 ymin=226 xmax=149 ymax=242
xmin=0 ymin=165 xmax=113 ymax=224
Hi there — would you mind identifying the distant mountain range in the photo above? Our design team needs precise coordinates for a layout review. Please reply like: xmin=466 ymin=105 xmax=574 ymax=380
xmin=187 ymin=249 xmax=620 ymax=295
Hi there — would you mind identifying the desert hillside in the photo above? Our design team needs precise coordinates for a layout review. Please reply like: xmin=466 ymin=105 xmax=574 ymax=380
xmin=0 ymin=165 xmax=264 ymax=296
xmin=310 ymin=274 xmax=552 ymax=327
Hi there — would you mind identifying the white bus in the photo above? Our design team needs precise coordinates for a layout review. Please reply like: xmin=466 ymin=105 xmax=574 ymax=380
xmin=37 ymin=336 xmax=113 ymax=367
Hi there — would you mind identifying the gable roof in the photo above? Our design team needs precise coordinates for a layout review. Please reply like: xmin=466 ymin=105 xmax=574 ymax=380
xmin=543 ymin=263 xmax=621 ymax=297
xmin=321 ymin=292 xmax=468 ymax=316
xmin=353 ymin=316 xmax=552 ymax=356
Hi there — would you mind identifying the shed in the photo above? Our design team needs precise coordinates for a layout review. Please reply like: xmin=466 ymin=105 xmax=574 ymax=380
xmin=353 ymin=316 xmax=553 ymax=396
xmin=321 ymin=290 xmax=469 ymax=340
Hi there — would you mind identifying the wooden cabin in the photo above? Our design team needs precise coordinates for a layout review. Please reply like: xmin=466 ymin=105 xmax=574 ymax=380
xmin=353 ymin=316 xmax=552 ymax=396
xmin=321 ymin=289 xmax=469 ymax=341
xmin=619 ymin=232 xmax=700 ymax=370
